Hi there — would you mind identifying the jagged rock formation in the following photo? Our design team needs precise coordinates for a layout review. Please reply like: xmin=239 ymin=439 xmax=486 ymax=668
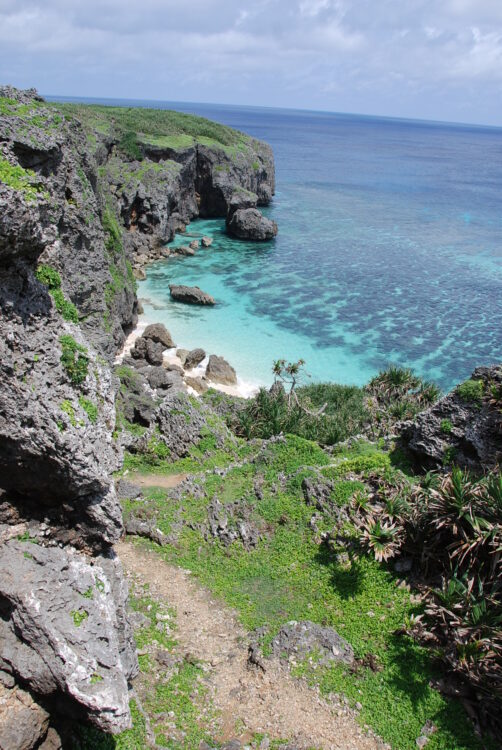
xmin=227 ymin=207 xmax=278 ymax=241
xmin=0 ymin=85 xmax=276 ymax=744
xmin=400 ymin=365 xmax=502 ymax=472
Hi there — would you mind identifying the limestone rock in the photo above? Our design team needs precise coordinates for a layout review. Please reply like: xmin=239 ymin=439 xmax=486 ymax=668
xmin=169 ymin=284 xmax=215 ymax=306
xmin=400 ymin=365 xmax=502 ymax=472
xmin=0 ymin=682 xmax=49 ymax=750
xmin=227 ymin=208 xmax=277 ymax=241
xmin=184 ymin=348 xmax=206 ymax=370
xmin=142 ymin=323 xmax=175 ymax=349
xmin=185 ymin=376 xmax=209 ymax=394
xmin=205 ymin=355 xmax=237 ymax=385
xmin=201 ymin=236 xmax=213 ymax=247
xmin=270 ymin=621 xmax=354 ymax=666
xmin=0 ymin=541 xmax=137 ymax=733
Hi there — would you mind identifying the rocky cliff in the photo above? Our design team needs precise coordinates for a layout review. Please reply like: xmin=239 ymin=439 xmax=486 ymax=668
xmin=0 ymin=86 xmax=275 ymax=747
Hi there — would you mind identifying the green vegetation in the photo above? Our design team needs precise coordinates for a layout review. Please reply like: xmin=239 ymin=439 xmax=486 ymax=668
xmin=70 ymin=609 xmax=89 ymax=627
xmin=440 ymin=418 xmax=453 ymax=434
xmin=61 ymin=399 xmax=77 ymax=427
xmin=35 ymin=264 xmax=79 ymax=322
xmin=59 ymin=335 xmax=89 ymax=386
xmin=122 ymin=430 xmax=487 ymax=749
xmin=54 ymin=102 xmax=251 ymax=159
xmin=79 ymin=396 xmax=98 ymax=424
xmin=0 ymin=156 xmax=49 ymax=202
xmin=457 ymin=379 xmax=484 ymax=403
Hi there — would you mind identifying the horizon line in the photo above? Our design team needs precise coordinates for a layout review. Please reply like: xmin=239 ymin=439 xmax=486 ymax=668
xmin=44 ymin=92 xmax=502 ymax=132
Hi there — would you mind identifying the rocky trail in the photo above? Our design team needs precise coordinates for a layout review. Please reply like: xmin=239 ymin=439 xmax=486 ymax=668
xmin=117 ymin=540 xmax=387 ymax=750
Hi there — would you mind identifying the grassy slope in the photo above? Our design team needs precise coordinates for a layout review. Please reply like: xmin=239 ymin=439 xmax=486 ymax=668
xmin=112 ymin=430 xmax=490 ymax=750
xmin=51 ymin=101 xmax=252 ymax=155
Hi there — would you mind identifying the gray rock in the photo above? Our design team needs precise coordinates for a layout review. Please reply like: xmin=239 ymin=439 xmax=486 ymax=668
xmin=124 ymin=516 xmax=167 ymax=546
xmin=185 ymin=376 xmax=209 ymax=394
xmin=115 ymin=479 xmax=143 ymax=501
xmin=189 ymin=240 xmax=199 ymax=250
xmin=176 ymin=349 xmax=189 ymax=366
xmin=206 ymin=498 xmax=261 ymax=550
xmin=205 ymin=354 xmax=237 ymax=385
xmin=142 ymin=323 xmax=175 ymax=349
xmin=270 ymin=621 xmax=354 ymax=666
xmin=169 ymin=285 xmax=215 ymax=305
xmin=400 ymin=365 xmax=502 ymax=472
xmin=184 ymin=348 xmax=206 ymax=370
xmin=227 ymin=208 xmax=277 ymax=241
xmin=146 ymin=366 xmax=184 ymax=392
xmin=177 ymin=245 xmax=195 ymax=256
xmin=163 ymin=362 xmax=185 ymax=375
xmin=0 ymin=540 xmax=137 ymax=733
xmin=201 ymin=236 xmax=213 ymax=247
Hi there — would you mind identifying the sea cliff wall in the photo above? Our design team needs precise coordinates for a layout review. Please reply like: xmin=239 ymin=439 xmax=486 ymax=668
xmin=0 ymin=86 xmax=274 ymax=747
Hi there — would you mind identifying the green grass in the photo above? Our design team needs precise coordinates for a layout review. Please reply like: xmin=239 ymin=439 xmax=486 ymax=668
xmin=127 ymin=433 xmax=485 ymax=750
xmin=0 ymin=156 xmax=49 ymax=201
xmin=53 ymin=102 xmax=252 ymax=157
xmin=79 ymin=396 xmax=98 ymax=424
xmin=456 ymin=379 xmax=484 ymax=404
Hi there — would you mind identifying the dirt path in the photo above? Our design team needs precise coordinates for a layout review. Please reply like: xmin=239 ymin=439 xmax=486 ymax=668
xmin=117 ymin=540 xmax=387 ymax=750
xmin=127 ymin=472 xmax=188 ymax=489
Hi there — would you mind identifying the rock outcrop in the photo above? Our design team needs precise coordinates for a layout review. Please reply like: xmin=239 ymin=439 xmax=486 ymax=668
xmin=169 ymin=284 xmax=216 ymax=305
xmin=227 ymin=207 xmax=278 ymax=241
xmin=400 ymin=365 xmax=502 ymax=472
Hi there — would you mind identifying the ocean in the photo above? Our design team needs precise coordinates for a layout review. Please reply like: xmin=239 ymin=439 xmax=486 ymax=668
xmin=51 ymin=96 xmax=502 ymax=392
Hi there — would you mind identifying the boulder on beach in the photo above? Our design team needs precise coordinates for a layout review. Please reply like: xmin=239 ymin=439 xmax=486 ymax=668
xmin=176 ymin=348 xmax=189 ymax=366
xmin=227 ymin=208 xmax=278 ymax=241
xmin=205 ymin=354 xmax=237 ymax=386
xmin=130 ymin=336 xmax=164 ymax=366
xmin=169 ymin=285 xmax=215 ymax=306
xmin=184 ymin=348 xmax=206 ymax=370
xmin=201 ymin=236 xmax=213 ymax=248
xmin=142 ymin=323 xmax=175 ymax=349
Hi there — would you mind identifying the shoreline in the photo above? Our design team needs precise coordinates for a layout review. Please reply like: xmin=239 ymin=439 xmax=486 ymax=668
xmin=116 ymin=316 xmax=260 ymax=400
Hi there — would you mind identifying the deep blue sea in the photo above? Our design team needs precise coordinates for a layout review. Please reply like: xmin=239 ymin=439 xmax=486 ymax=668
xmin=51 ymin=96 xmax=502 ymax=391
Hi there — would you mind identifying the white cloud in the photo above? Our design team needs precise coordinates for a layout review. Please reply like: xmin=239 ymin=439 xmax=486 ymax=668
xmin=0 ymin=0 xmax=501 ymax=123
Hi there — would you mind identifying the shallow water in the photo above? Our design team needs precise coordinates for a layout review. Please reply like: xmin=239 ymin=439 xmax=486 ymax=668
xmin=138 ymin=103 xmax=502 ymax=391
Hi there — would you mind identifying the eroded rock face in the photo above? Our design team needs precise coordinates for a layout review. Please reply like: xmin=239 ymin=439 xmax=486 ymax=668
xmin=227 ymin=207 xmax=278 ymax=241
xmin=0 ymin=541 xmax=136 ymax=732
xmin=0 ymin=87 xmax=137 ymax=735
xmin=184 ymin=348 xmax=206 ymax=370
xmin=400 ymin=365 xmax=502 ymax=472
xmin=0 ymin=682 xmax=49 ymax=750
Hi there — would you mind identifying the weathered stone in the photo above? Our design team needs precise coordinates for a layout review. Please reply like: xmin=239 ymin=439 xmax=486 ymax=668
xmin=185 ymin=376 xmax=209 ymax=394
xmin=205 ymin=354 xmax=237 ymax=385
xmin=189 ymin=240 xmax=199 ymax=250
xmin=142 ymin=323 xmax=175 ymax=349
xmin=400 ymin=365 xmax=502 ymax=472
xmin=270 ymin=621 xmax=354 ymax=666
xmin=0 ymin=541 xmax=137 ymax=732
xmin=176 ymin=349 xmax=189 ymax=366
xmin=146 ymin=366 xmax=184 ymax=392
xmin=227 ymin=208 xmax=277 ymax=241
xmin=0 ymin=683 xmax=49 ymax=750
xmin=201 ymin=236 xmax=213 ymax=247
xmin=184 ymin=348 xmax=206 ymax=370
xmin=169 ymin=285 xmax=215 ymax=305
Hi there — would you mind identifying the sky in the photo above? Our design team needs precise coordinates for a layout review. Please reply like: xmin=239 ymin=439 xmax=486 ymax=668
xmin=1 ymin=0 xmax=501 ymax=125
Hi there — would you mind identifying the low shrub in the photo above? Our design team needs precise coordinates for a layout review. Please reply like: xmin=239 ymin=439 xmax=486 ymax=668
xmin=60 ymin=335 xmax=89 ymax=386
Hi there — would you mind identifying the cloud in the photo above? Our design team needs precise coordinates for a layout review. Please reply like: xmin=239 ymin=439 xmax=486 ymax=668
xmin=0 ymin=0 xmax=501 ymax=124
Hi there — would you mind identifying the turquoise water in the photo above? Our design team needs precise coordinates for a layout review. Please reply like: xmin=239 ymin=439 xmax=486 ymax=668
xmin=49 ymin=96 xmax=502 ymax=391
xmin=136 ymin=102 xmax=502 ymax=391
